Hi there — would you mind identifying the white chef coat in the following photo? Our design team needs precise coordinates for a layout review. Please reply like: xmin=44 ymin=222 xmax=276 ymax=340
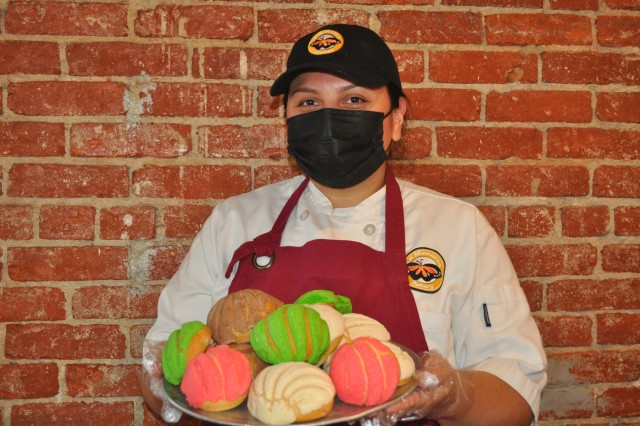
xmin=146 ymin=175 xmax=547 ymax=420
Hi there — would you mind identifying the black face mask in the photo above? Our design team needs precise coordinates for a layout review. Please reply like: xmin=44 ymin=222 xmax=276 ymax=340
xmin=287 ymin=108 xmax=388 ymax=189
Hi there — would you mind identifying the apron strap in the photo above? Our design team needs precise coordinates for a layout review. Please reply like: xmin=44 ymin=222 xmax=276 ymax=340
xmin=384 ymin=168 xmax=406 ymax=256
xmin=224 ymin=177 xmax=310 ymax=278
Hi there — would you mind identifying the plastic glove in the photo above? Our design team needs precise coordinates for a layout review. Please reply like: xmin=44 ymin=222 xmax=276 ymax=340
xmin=362 ymin=351 xmax=474 ymax=426
xmin=141 ymin=339 xmax=183 ymax=423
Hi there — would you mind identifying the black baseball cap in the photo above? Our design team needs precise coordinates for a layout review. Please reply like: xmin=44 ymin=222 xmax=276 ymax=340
xmin=270 ymin=24 xmax=402 ymax=96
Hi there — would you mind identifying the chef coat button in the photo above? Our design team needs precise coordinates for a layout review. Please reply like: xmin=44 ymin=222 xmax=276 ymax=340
xmin=363 ymin=224 xmax=376 ymax=235
xmin=299 ymin=209 xmax=309 ymax=220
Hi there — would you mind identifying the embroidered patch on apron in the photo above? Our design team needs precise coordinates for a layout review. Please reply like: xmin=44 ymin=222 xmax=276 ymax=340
xmin=407 ymin=247 xmax=445 ymax=293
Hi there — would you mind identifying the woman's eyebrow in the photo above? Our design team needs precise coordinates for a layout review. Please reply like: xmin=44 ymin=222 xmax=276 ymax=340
xmin=289 ymin=83 xmax=362 ymax=96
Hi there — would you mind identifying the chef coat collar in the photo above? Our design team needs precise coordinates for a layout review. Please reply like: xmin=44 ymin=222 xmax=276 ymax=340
xmin=303 ymin=178 xmax=387 ymax=219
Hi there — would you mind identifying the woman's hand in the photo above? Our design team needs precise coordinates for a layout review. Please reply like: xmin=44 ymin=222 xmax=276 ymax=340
xmin=140 ymin=339 xmax=183 ymax=423
xmin=364 ymin=351 xmax=533 ymax=426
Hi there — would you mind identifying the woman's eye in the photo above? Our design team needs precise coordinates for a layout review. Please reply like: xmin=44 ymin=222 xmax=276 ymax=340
xmin=298 ymin=99 xmax=318 ymax=107
xmin=347 ymin=96 xmax=364 ymax=104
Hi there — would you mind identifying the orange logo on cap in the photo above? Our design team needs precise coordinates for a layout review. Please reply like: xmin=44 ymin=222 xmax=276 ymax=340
xmin=308 ymin=29 xmax=344 ymax=55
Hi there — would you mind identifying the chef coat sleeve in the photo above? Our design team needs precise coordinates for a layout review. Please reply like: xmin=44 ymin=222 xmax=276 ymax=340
xmin=455 ymin=210 xmax=547 ymax=421
xmin=145 ymin=209 xmax=225 ymax=342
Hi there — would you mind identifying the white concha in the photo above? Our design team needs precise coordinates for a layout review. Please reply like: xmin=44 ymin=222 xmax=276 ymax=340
xmin=342 ymin=313 xmax=391 ymax=343
xmin=248 ymin=362 xmax=336 ymax=425
xmin=305 ymin=303 xmax=344 ymax=355
xmin=381 ymin=340 xmax=416 ymax=385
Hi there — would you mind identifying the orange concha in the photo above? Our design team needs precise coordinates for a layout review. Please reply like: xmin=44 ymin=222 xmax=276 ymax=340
xmin=207 ymin=289 xmax=283 ymax=344
xmin=329 ymin=337 xmax=400 ymax=406
xmin=180 ymin=345 xmax=252 ymax=411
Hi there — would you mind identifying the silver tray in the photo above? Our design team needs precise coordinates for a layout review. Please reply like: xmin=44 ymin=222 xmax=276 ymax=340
xmin=164 ymin=342 xmax=421 ymax=425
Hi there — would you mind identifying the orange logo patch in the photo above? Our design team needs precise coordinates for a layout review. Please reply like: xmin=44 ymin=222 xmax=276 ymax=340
xmin=407 ymin=247 xmax=445 ymax=293
xmin=308 ymin=29 xmax=344 ymax=55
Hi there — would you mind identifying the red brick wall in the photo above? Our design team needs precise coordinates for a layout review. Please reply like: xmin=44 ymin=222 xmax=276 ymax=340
xmin=1 ymin=1 xmax=639 ymax=424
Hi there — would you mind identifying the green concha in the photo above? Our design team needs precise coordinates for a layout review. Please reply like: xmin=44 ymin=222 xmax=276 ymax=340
xmin=161 ymin=320 xmax=206 ymax=385
xmin=250 ymin=304 xmax=330 ymax=365
xmin=294 ymin=289 xmax=353 ymax=314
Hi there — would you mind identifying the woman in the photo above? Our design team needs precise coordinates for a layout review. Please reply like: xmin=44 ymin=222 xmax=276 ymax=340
xmin=141 ymin=24 xmax=546 ymax=425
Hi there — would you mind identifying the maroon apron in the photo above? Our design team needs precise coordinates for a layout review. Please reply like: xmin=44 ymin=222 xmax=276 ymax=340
xmin=224 ymin=168 xmax=428 ymax=354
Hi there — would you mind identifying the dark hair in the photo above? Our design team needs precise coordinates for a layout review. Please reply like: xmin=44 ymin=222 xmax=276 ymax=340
xmin=282 ymin=82 xmax=406 ymax=114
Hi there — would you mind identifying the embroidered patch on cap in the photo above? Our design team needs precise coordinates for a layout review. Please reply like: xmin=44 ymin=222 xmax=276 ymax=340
xmin=407 ymin=247 xmax=445 ymax=293
xmin=307 ymin=29 xmax=344 ymax=55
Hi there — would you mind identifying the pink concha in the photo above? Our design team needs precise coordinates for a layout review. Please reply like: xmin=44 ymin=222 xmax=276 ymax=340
xmin=329 ymin=336 xmax=400 ymax=406
xmin=180 ymin=345 xmax=252 ymax=411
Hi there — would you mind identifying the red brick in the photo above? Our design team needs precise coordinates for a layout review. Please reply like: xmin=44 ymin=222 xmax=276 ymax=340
xmin=477 ymin=205 xmax=506 ymax=236
xmin=561 ymin=206 xmax=609 ymax=237
xmin=597 ymin=92 xmax=640 ymax=123
xmin=547 ymin=278 xmax=640 ymax=311
xmin=8 ymin=246 xmax=128 ymax=282
xmin=543 ymin=52 xmax=640 ymax=84
xmin=0 ymin=364 xmax=58 ymax=399
xmin=443 ymin=0 xmax=542 ymax=5
xmin=67 ymin=42 xmax=187 ymax=77
xmin=486 ymin=90 xmax=592 ymax=122
xmin=147 ymin=83 xmax=252 ymax=117
xmin=6 ymin=324 xmax=126 ymax=359
xmin=437 ymin=127 xmax=542 ymax=159
xmin=8 ymin=82 xmax=126 ymax=116
xmin=394 ymin=50 xmax=425 ymax=84
xmin=507 ymin=244 xmax=596 ymax=277
xmin=520 ymin=280 xmax=543 ymax=311
xmin=615 ymin=206 xmax=640 ymax=236
xmin=8 ymin=164 xmax=129 ymax=198
xmin=12 ymin=402 xmax=134 ymax=426
xmin=486 ymin=165 xmax=590 ymax=196
xmin=394 ymin=164 xmax=482 ymax=197
xmin=66 ymin=364 xmax=140 ymax=398
xmin=135 ymin=5 xmax=253 ymax=40
xmin=606 ymin=0 xmax=640 ymax=9
xmin=597 ymin=386 xmax=640 ymax=417
xmin=0 ymin=287 xmax=66 ymax=322
xmin=71 ymin=123 xmax=190 ymax=158
xmin=192 ymin=48 xmax=201 ymax=78
xmin=99 ymin=206 xmax=156 ymax=240
xmin=258 ymin=9 xmax=369 ymax=43
xmin=550 ymin=0 xmax=599 ymax=9
xmin=390 ymin=127 xmax=432 ymax=160
xmin=0 ymin=122 xmax=65 ymax=157
xmin=547 ymin=350 xmax=640 ymax=385
xmin=130 ymin=324 xmax=151 ymax=359
xmin=246 ymin=48 xmax=289 ymax=81
xmin=486 ymin=14 xmax=592 ymax=45
xmin=598 ymin=16 xmax=640 ymax=46
xmin=598 ymin=313 xmax=640 ymax=345
xmin=602 ymin=244 xmax=640 ymax=273
xmin=202 ymin=47 xmax=243 ymax=79
xmin=258 ymin=86 xmax=282 ymax=119
xmin=39 ymin=205 xmax=95 ymax=240
xmin=535 ymin=315 xmax=593 ymax=347
xmin=255 ymin=165 xmax=302 ymax=188
xmin=548 ymin=127 xmax=640 ymax=159
xmin=330 ymin=0 xmax=432 ymax=3
xmin=0 ymin=41 xmax=60 ymax=74
xmin=594 ymin=166 xmax=640 ymax=197
xmin=379 ymin=11 xmax=482 ymax=44
xmin=6 ymin=1 xmax=127 ymax=36
xmin=539 ymin=386 xmax=593 ymax=420
xmin=199 ymin=125 xmax=286 ymax=160
xmin=140 ymin=245 xmax=190 ymax=281
xmin=508 ymin=205 xmax=555 ymax=238
xmin=133 ymin=165 xmax=251 ymax=199
xmin=0 ymin=206 xmax=33 ymax=240
xmin=72 ymin=285 xmax=161 ymax=319
xmin=164 ymin=204 xmax=214 ymax=238
xmin=405 ymin=88 xmax=480 ymax=121
xmin=430 ymin=51 xmax=537 ymax=83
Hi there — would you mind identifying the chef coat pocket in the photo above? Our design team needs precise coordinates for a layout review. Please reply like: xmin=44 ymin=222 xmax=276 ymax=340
xmin=418 ymin=311 xmax=454 ymax=361
xmin=476 ymin=284 xmax=529 ymax=333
